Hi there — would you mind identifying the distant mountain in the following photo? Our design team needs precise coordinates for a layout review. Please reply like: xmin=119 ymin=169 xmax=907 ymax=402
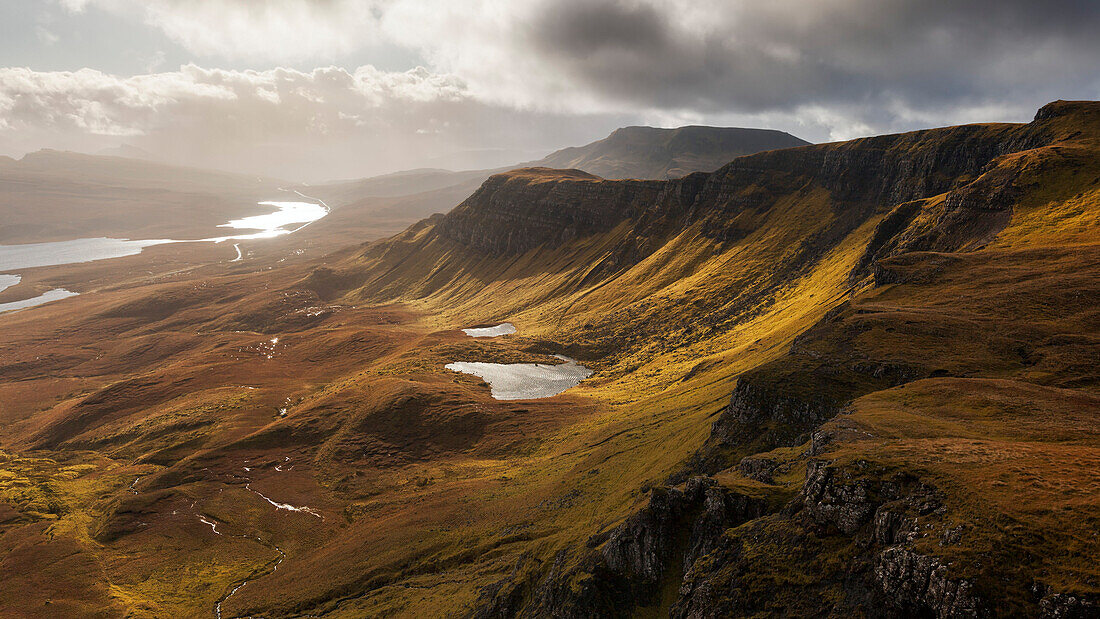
xmin=96 ymin=143 xmax=158 ymax=161
xmin=535 ymin=125 xmax=809 ymax=180
xmin=297 ymin=125 xmax=810 ymax=245
xmin=13 ymin=149 xmax=277 ymax=190
xmin=312 ymin=125 xmax=810 ymax=204
xmin=0 ymin=149 xmax=284 ymax=243
xmin=309 ymin=168 xmax=496 ymax=203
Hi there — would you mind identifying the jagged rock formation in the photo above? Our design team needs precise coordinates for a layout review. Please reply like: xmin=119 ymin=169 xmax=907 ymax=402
xmin=506 ymin=477 xmax=769 ymax=617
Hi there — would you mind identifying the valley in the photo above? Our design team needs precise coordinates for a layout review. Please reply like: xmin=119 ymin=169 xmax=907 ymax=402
xmin=0 ymin=101 xmax=1097 ymax=618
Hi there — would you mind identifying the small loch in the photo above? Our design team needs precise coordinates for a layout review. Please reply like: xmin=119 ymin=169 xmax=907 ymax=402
xmin=462 ymin=322 xmax=516 ymax=337
xmin=446 ymin=354 xmax=592 ymax=400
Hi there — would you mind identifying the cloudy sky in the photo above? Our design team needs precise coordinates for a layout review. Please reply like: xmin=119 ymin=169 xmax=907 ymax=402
xmin=2 ymin=0 xmax=1099 ymax=181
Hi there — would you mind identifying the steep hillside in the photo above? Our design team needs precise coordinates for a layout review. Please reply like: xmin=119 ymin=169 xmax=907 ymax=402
xmin=0 ymin=101 xmax=1096 ymax=618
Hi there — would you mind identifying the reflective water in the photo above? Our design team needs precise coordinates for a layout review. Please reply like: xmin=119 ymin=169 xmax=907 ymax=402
xmin=0 ymin=200 xmax=328 ymax=273
xmin=462 ymin=322 xmax=517 ymax=337
xmin=446 ymin=355 xmax=592 ymax=400
xmin=0 ymin=288 xmax=78 ymax=313
xmin=0 ymin=198 xmax=329 ymax=313
xmin=0 ymin=237 xmax=174 ymax=272
xmin=0 ymin=274 xmax=20 ymax=294
xmin=213 ymin=201 xmax=328 ymax=240
xmin=246 ymin=483 xmax=322 ymax=519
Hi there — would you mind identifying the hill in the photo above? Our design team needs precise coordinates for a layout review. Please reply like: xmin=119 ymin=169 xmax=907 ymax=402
xmin=0 ymin=102 xmax=1096 ymax=617
xmin=536 ymin=125 xmax=810 ymax=179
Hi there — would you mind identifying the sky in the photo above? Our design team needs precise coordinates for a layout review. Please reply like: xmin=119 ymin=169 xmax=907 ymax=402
xmin=2 ymin=0 xmax=1099 ymax=181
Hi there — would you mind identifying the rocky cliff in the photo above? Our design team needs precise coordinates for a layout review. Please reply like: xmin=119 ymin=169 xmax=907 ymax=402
xmin=427 ymin=113 xmax=1050 ymax=268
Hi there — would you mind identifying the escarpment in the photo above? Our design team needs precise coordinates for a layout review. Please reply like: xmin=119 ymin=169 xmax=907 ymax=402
xmin=429 ymin=120 xmax=1048 ymax=265
xmin=335 ymin=104 xmax=1082 ymax=315
xmin=436 ymin=168 xmax=674 ymax=255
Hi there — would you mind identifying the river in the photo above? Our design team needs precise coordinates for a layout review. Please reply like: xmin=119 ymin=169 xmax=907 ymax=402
xmin=0 ymin=193 xmax=329 ymax=313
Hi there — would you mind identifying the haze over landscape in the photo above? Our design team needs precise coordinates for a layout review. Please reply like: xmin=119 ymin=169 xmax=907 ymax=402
xmin=1 ymin=1 xmax=1099 ymax=618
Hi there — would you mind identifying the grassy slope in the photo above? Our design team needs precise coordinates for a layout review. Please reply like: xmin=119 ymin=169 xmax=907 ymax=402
xmin=674 ymin=103 xmax=1100 ymax=614
xmin=0 ymin=103 xmax=1096 ymax=616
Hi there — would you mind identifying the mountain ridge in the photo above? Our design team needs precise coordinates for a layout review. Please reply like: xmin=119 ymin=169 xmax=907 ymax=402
xmin=287 ymin=124 xmax=809 ymax=251
xmin=537 ymin=125 xmax=810 ymax=180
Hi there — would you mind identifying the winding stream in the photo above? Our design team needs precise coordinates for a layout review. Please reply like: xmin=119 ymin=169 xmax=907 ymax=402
xmin=245 ymin=482 xmax=323 ymax=519
xmin=125 ymin=458 xmax=311 ymax=618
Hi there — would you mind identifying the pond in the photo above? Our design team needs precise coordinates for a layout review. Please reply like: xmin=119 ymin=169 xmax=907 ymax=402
xmin=446 ymin=354 xmax=592 ymax=400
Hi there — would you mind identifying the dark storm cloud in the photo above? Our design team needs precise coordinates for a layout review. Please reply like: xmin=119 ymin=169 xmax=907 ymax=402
xmin=525 ymin=0 xmax=1100 ymax=114
xmin=7 ymin=0 xmax=1100 ymax=177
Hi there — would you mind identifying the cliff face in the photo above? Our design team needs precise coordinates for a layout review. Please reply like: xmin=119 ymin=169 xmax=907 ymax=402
xmin=429 ymin=117 xmax=1048 ymax=268
xmin=437 ymin=168 xmax=672 ymax=255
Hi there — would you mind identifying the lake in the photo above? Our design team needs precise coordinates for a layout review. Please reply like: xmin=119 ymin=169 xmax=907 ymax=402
xmin=0 ymin=198 xmax=329 ymax=313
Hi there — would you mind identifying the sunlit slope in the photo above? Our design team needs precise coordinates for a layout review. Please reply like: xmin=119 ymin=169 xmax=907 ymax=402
xmin=671 ymin=102 xmax=1100 ymax=616
xmin=313 ymin=113 xmax=1057 ymax=378
xmin=0 ymin=102 xmax=1097 ymax=617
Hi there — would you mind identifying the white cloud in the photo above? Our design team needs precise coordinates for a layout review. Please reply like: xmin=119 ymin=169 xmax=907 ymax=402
xmin=0 ymin=64 xmax=471 ymax=136
xmin=19 ymin=0 xmax=1100 ymax=178
xmin=57 ymin=0 xmax=388 ymax=62
xmin=55 ymin=0 xmax=1100 ymax=130
xmin=0 ymin=63 xmax=623 ymax=179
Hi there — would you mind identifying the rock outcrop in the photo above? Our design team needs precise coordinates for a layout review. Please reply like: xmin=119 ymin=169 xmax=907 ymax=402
xmin=480 ymin=477 xmax=768 ymax=617
xmin=875 ymin=547 xmax=985 ymax=617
